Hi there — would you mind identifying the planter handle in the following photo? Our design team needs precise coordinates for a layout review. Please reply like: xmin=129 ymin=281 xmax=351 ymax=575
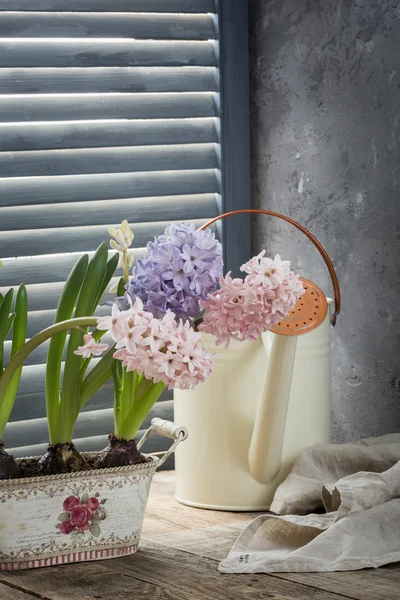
xmin=137 ymin=418 xmax=188 ymax=469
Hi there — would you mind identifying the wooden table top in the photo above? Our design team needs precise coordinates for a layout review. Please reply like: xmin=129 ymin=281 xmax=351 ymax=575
xmin=1 ymin=471 xmax=400 ymax=600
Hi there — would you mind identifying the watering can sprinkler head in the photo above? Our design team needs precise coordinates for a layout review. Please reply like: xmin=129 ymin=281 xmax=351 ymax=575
xmin=269 ymin=277 xmax=328 ymax=336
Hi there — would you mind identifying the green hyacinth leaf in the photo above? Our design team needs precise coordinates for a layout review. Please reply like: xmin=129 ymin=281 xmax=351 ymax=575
xmin=46 ymin=253 xmax=89 ymax=443
xmin=0 ymin=289 xmax=14 ymax=373
xmin=60 ymin=243 xmax=108 ymax=441
xmin=0 ymin=285 xmax=27 ymax=438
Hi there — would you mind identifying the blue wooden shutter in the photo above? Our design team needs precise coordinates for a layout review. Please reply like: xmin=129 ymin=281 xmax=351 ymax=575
xmin=0 ymin=0 xmax=250 ymax=458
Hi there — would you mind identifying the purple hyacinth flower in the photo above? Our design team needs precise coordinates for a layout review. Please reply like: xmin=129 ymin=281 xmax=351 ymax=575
xmin=125 ymin=222 xmax=223 ymax=321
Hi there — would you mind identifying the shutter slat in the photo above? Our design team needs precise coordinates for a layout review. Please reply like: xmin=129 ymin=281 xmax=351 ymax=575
xmin=12 ymin=361 xmax=79 ymax=405
xmin=0 ymin=118 xmax=217 ymax=152
xmin=0 ymin=169 xmax=219 ymax=207
xmin=0 ymin=248 xmax=146 ymax=286
xmin=4 ymin=400 xmax=173 ymax=448
xmin=4 ymin=331 xmax=115 ymax=367
xmin=0 ymin=1 xmax=215 ymax=12
xmin=0 ymin=92 xmax=218 ymax=122
xmin=7 ymin=426 xmax=173 ymax=460
xmin=0 ymin=66 xmax=219 ymax=94
xmin=9 ymin=384 xmax=172 ymax=423
xmin=10 ymin=383 xmax=114 ymax=422
xmin=4 ymin=339 xmax=51 ymax=368
xmin=9 ymin=304 xmax=110 ymax=340
xmin=0 ymin=40 xmax=217 ymax=68
xmin=1 ymin=193 xmax=218 ymax=232
xmin=4 ymin=335 xmax=68 ymax=367
xmin=0 ymin=279 xmax=118 ymax=311
xmin=0 ymin=143 xmax=219 ymax=178
xmin=2 ymin=13 xmax=217 ymax=40
xmin=0 ymin=217 xmax=211 ymax=259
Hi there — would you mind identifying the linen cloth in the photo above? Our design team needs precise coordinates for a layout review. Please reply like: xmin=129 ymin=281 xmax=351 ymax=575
xmin=219 ymin=434 xmax=400 ymax=573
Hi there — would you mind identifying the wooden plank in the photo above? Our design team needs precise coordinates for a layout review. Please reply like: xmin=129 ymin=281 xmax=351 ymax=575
xmin=0 ymin=582 xmax=38 ymax=600
xmin=0 ymin=92 xmax=217 ymax=123
xmin=0 ymin=66 xmax=219 ymax=94
xmin=0 ymin=0 xmax=216 ymax=12
xmin=0 ymin=192 xmax=218 ymax=234
xmin=141 ymin=471 xmax=258 ymax=538
xmin=0 ymin=542 xmax=362 ymax=600
xmin=1 ymin=13 xmax=217 ymax=40
xmin=0 ymin=118 xmax=218 ymax=152
xmin=0 ymin=144 xmax=219 ymax=178
xmin=273 ymin=569 xmax=400 ymax=600
xmin=143 ymin=489 xmax=255 ymax=536
xmin=102 ymin=542 xmax=358 ymax=600
xmin=0 ymin=40 xmax=217 ymax=68
xmin=0 ymin=169 xmax=219 ymax=208
xmin=0 ymin=561 xmax=175 ymax=600
xmin=144 ymin=522 xmax=247 ymax=561
xmin=0 ymin=217 xmax=211 ymax=259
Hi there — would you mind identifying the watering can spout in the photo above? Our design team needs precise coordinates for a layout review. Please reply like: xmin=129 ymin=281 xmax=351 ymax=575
xmin=248 ymin=333 xmax=298 ymax=484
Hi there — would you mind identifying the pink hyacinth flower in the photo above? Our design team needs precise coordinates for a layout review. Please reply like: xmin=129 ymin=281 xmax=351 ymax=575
xmin=74 ymin=334 xmax=109 ymax=359
xmin=97 ymin=303 xmax=130 ymax=343
xmin=241 ymin=251 xmax=291 ymax=288
xmin=199 ymin=253 xmax=304 ymax=347
xmin=108 ymin=302 xmax=214 ymax=390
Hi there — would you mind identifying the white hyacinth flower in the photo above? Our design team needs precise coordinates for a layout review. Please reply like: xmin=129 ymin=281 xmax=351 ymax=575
xmin=108 ymin=220 xmax=134 ymax=252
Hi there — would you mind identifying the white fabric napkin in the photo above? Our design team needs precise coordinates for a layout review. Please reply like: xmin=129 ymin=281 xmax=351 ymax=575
xmin=219 ymin=434 xmax=400 ymax=573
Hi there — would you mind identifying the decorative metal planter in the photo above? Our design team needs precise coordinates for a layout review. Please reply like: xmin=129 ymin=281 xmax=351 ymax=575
xmin=0 ymin=419 xmax=187 ymax=570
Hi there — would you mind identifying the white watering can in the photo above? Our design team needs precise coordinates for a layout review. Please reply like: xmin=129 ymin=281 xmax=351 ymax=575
xmin=174 ymin=210 xmax=341 ymax=510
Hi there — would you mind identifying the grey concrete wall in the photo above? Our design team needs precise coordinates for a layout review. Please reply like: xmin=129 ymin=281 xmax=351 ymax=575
xmin=249 ymin=0 xmax=400 ymax=441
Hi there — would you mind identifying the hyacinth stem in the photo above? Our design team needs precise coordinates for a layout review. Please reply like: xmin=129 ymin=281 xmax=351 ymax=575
xmin=111 ymin=357 xmax=122 ymax=438
xmin=80 ymin=345 xmax=115 ymax=411
xmin=122 ymin=249 xmax=130 ymax=284
xmin=120 ymin=368 xmax=137 ymax=430
xmin=117 ymin=375 xmax=165 ymax=441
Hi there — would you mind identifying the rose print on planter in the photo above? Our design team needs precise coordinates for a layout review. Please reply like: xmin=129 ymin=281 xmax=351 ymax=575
xmin=63 ymin=495 xmax=79 ymax=511
xmin=57 ymin=491 xmax=107 ymax=537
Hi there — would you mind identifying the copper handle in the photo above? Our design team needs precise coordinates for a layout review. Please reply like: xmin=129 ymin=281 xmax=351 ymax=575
xmin=199 ymin=209 xmax=341 ymax=325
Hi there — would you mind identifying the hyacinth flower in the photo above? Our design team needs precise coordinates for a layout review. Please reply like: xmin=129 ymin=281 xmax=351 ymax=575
xmin=75 ymin=297 xmax=214 ymax=468
xmin=198 ymin=251 xmax=305 ymax=346
xmin=125 ymin=222 xmax=223 ymax=321
xmin=0 ymin=265 xmax=28 ymax=479
xmin=85 ymin=222 xmax=218 ymax=467
xmin=108 ymin=219 xmax=135 ymax=293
